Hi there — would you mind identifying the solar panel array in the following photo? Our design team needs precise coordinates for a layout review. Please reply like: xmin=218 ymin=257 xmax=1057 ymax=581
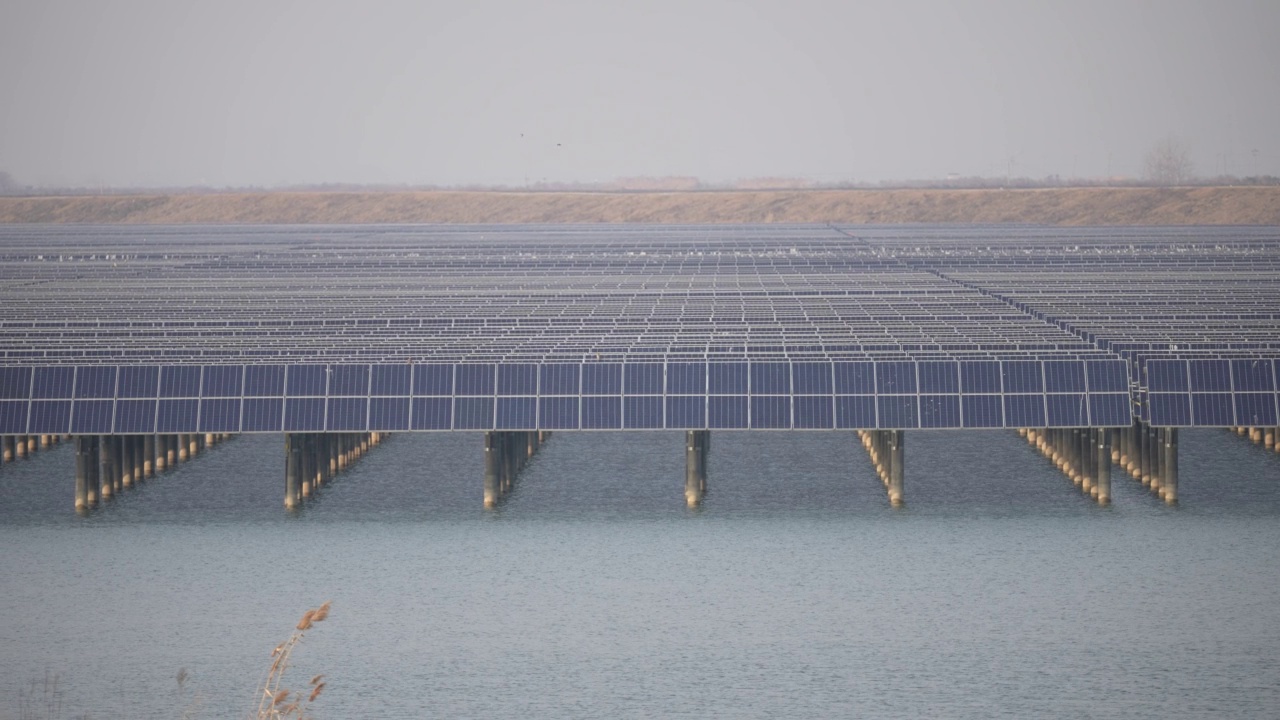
xmin=1 ymin=223 xmax=1276 ymax=432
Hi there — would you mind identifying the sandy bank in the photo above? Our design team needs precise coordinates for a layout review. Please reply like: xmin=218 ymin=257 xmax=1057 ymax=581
xmin=2 ymin=186 xmax=1278 ymax=225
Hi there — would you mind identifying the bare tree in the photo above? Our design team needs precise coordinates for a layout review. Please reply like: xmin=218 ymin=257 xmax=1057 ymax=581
xmin=0 ymin=170 xmax=15 ymax=194
xmin=1144 ymin=137 xmax=1194 ymax=185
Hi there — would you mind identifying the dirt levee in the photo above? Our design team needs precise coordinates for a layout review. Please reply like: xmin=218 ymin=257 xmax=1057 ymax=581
xmin=1 ymin=186 xmax=1278 ymax=225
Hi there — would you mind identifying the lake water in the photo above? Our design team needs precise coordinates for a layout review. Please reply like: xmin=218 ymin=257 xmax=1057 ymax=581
xmin=2 ymin=429 xmax=1279 ymax=719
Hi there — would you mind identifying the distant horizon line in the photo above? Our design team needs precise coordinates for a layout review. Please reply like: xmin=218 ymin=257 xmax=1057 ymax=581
xmin=4 ymin=173 xmax=1280 ymax=197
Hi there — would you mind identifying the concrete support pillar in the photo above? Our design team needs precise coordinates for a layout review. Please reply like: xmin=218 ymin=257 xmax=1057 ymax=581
xmin=75 ymin=436 xmax=90 ymax=512
xmin=300 ymin=434 xmax=313 ymax=499
xmin=328 ymin=433 xmax=339 ymax=477
xmin=1081 ymin=429 xmax=1096 ymax=495
xmin=131 ymin=436 xmax=144 ymax=484
xmin=188 ymin=434 xmax=199 ymax=459
xmin=15 ymin=435 xmax=27 ymax=460
xmin=121 ymin=437 xmax=135 ymax=488
xmin=111 ymin=436 xmax=124 ymax=494
xmin=887 ymin=430 xmax=904 ymax=507
xmin=484 ymin=431 xmax=500 ymax=508
xmin=85 ymin=436 xmax=99 ymax=507
xmin=285 ymin=434 xmax=300 ymax=510
xmin=685 ymin=430 xmax=708 ymax=508
xmin=1160 ymin=428 xmax=1179 ymax=504
xmin=1 ymin=435 xmax=13 ymax=462
xmin=143 ymin=434 xmax=155 ymax=478
xmin=1148 ymin=425 xmax=1163 ymax=496
xmin=99 ymin=435 xmax=114 ymax=500
xmin=177 ymin=434 xmax=189 ymax=462
xmin=26 ymin=434 xmax=37 ymax=456
xmin=1095 ymin=429 xmax=1112 ymax=504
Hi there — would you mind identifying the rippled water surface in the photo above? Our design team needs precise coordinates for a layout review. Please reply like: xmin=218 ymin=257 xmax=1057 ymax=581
xmin=2 ymin=430 xmax=1279 ymax=718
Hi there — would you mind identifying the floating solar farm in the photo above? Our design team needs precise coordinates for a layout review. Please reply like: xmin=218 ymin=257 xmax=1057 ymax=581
xmin=1 ymin=223 xmax=1278 ymax=508
xmin=2 ymin=224 xmax=1277 ymax=433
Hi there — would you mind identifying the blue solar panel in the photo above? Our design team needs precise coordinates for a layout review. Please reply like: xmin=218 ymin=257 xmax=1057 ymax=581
xmin=284 ymin=397 xmax=325 ymax=431
xmin=202 ymin=365 xmax=243 ymax=397
xmin=750 ymin=396 xmax=790 ymax=428
xmin=835 ymin=395 xmax=876 ymax=428
xmin=624 ymin=364 xmax=663 ymax=395
xmin=1189 ymin=360 xmax=1231 ymax=392
xmin=200 ymin=398 xmax=241 ymax=432
xmin=750 ymin=363 xmax=791 ymax=394
xmin=244 ymin=365 xmax=286 ymax=396
xmin=582 ymin=364 xmax=622 ymax=395
xmin=1044 ymin=361 xmax=1086 ymax=393
xmin=286 ymin=365 xmax=327 ymax=397
xmin=1002 ymin=361 xmax=1043 ymax=394
xmin=1088 ymin=393 xmax=1132 ymax=426
xmin=1086 ymin=360 xmax=1129 ymax=392
xmin=1234 ymin=393 xmax=1277 ymax=426
xmin=794 ymin=395 xmax=833 ymax=429
xmin=0 ymin=400 xmax=28 ymax=433
xmin=539 ymin=364 xmax=580 ymax=395
xmin=72 ymin=400 xmax=114 ymax=433
xmin=0 ymin=367 xmax=31 ymax=400
xmin=29 ymin=400 xmax=70 ymax=434
xmin=411 ymin=397 xmax=451 ymax=430
xmin=708 ymin=363 xmax=748 ymax=394
xmin=370 ymin=364 xmax=411 ymax=396
xmin=1147 ymin=360 xmax=1189 ymax=392
xmin=920 ymin=395 xmax=960 ymax=428
xmin=624 ymin=396 xmax=663 ymax=428
xmin=327 ymin=397 xmax=368 ymax=431
xmin=412 ymin=364 xmax=453 ymax=396
xmin=878 ymin=395 xmax=919 ymax=428
xmin=1192 ymin=393 xmax=1234 ymax=425
xmin=452 ymin=397 xmax=493 ymax=429
xmin=1232 ymin=359 xmax=1275 ymax=392
xmin=582 ymin=396 xmax=621 ymax=429
xmin=918 ymin=361 xmax=959 ymax=394
xmin=792 ymin=362 xmax=832 ymax=394
xmin=497 ymin=364 xmax=538 ymax=396
xmin=1003 ymin=395 xmax=1045 ymax=428
xmin=369 ymin=397 xmax=410 ymax=430
xmin=1046 ymin=393 xmax=1088 ymax=426
xmin=834 ymin=362 xmax=875 ymax=395
xmin=161 ymin=366 xmax=201 ymax=398
xmin=961 ymin=395 xmax=1003 ymax=428
xmin=330 ymin=365 xmax=370 ymax=396
xmin=242 ymin=397 xmax=284 ymax=432
xmin=667 ymin=362 xmax=705 ymax=394
xmin=876 ymin=362 xmax=917 ymax=395
xmin=708 ymin=395 xmax=748 ymax=428
xmin=496 ymin=397 xmax=537 ymax=428
xmin=539 ymin=397 xmax=579 ymax=429
xmin=960 ymin=361 xmax=1001 ymax=393
xmin=118 ymin=366 xmax=159 ymax=398
xmin=157 ymin=399 xmax=199 ymax=433
xmin=1149 ymin=393 xmax=1191 ymax=426
xmin=75 ymin=366 xmax=116 ymax=399
xmin=115 ymin=399 xmax=157 ymax=433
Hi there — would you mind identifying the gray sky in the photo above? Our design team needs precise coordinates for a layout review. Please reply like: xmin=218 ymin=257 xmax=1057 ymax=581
xmin=1 ymin=0 xmax=1277 ymax=188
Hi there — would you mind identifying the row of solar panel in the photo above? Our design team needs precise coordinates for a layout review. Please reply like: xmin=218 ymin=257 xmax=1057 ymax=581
xmin=0 ymin=392 xmax=1133 ymax=434
xmin=1144 ymin=358 xmax=1278 ymax=392
xmin=1145 ymin=392 xmax=1279 ymax=427
xmin=0 ymin=360 xmax=1130 ymax=400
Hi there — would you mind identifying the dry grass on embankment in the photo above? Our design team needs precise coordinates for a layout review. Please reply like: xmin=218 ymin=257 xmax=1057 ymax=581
xmin=2 ymin=186 xmax=1279 ymax=225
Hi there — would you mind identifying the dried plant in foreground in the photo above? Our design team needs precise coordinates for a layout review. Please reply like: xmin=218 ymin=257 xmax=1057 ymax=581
xmin=254 ymin=601 xmax=331 ymax=719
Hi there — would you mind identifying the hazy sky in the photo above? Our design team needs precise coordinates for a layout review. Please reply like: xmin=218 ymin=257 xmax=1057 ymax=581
xmin=1 ymin=0 xmax=1277 ymax=187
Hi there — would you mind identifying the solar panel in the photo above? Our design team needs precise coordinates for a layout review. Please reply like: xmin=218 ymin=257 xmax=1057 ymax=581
xmin=2 ymin=224 xmax=1275 ymax=429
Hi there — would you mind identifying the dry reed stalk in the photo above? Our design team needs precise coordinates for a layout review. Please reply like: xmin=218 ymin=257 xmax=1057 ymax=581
xmin=253 ymin=601 xmax=332 ymax=720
